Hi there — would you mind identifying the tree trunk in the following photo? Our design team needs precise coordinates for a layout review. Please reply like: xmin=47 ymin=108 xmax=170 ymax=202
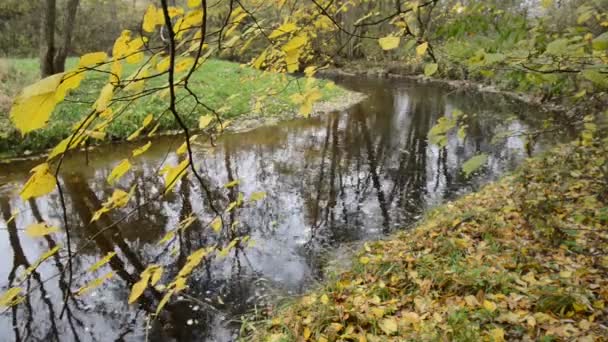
xmin=40 ymin=0 xmax=56 ymax=78
xmin=53 ymin=0 xmax=80 ymax=73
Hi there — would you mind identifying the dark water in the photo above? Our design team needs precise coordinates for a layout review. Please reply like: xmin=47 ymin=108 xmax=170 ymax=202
xmin=0 ymin=76 xmax=559 ymax=341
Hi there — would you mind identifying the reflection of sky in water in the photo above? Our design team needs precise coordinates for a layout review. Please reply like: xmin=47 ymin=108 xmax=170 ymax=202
xmin=0 ymin=76 xmax=559 ymax=341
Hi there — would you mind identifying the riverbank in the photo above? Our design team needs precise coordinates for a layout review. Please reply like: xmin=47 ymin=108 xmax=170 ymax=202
xmin=249 ymin=138 xmax=608 ymax=341
xmin=320 ymin=60 xmax=607 ymax=123
xmin=0 ymin=58 xmax=356 ymax=160
xmin=320 ymin=62 xmax=548 ymax=107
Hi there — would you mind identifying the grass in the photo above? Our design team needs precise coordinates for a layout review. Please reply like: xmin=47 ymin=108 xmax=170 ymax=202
xmin=247 ymin=138 xmax=608 ymax=341
xmin=0 ymin=57 xmax=347 ymax=158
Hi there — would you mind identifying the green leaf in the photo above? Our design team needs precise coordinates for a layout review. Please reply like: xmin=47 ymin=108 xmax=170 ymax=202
xmin=592 ymin=32 xmax=608 ymax=51
xmin=546 ymin=38 xmax=569 ymax=55
xmin=428 ymin=117 xmax=456 ymax=147
xmin=249 ymin=191 xmax=267 ymax=202
xmin=483 ymin=52 xmax=505 ymax=65
xmin=424 ymin=63 xmax=438 ymax=76
xmin=462 ymin=153 xmax=489 ymax=177
xmin=581 ymin=69 xmax=608 ymax=88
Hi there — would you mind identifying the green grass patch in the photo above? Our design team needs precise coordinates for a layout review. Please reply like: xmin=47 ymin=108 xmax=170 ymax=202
xmin=0 ymin=58 xmax=347 ymax=158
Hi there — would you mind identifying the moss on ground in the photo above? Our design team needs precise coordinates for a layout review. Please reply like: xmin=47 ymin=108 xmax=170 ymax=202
xmin=249 ymin=138 xmax=608 ymax=341
xmin=0 ymin=58 xmax=346 ymax=158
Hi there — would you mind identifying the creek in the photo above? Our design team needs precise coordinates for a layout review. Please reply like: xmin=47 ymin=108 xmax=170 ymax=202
xmin=0 ymin=75 xmax=561 ymax=341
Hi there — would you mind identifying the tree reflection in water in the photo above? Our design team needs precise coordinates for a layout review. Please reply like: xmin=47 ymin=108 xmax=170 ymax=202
xmin=0 ymin=76 xmax=562 ymax=341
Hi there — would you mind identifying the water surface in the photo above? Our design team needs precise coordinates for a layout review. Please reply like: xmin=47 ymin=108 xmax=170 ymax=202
xmin=0 ymin=76 xmax=558 ymax=341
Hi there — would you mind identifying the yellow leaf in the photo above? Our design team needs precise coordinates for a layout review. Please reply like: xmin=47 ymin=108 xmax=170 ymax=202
xmin=483 ymin=300 xmax=497 ymax=312
xmin=488 ymin=327 xmax=505 ymax=341
xmin=127 ymin=127 xmax=144 ymax=141
xmin=88 ymin=252 xmax=117 ymax=272
xmin=402 ymin=312 xmax=420 ymax=325
xmin=282 ymin=34 xmax=307 ymax=53
xmin=291 ymin=87 xmax=322 ymax=117
xmin=107 ymin=159 xmax=132 ymax=185
xmin=0 ymin=287 xmax=23 ymax=307
xmin=303 ymin=327 xmax=311 ymax=339
xmin=9 ymin=73 xmax=64 ymax=135
xmin=379 ymin=317 xmax=398 ymax=335
xmin=321 ymin=294 xmax=329 ymax=304
xmin=109 ymin=60 xmax=123 ymax=84
xmin=175 ymin=57 xmax=195 ymax=72
xmin=25 ymin=245 xmax=61 ymax=275
xmin=155 ymin=290 xmax=174 ymax=315
xmin=25 ymin=222 xmax=59 ymax=238
xmin=56 ymin=71 xmax=84 ymax=100
xmin=464 ymin=295 xmax=480 ymax=307
xmin=87 ymin=130 xmax=105 ymax=140
xmin=94 ymin=84 xmax=114 ymax=112
xmin=211 ymin=217 xmax=222 ymax=233
xmin=20 ymin=163 xmax=56 ymax=200
xmin=176 ymin=248 xmax=207 ymax=278
xmin=168 ymin=6 xmax=184 ymax=17
xmin=113 ymin=30 xmax=131 ymax=58
xmin=132 ymin=141 xmax=152 ymax=157
xmin=79 ymin=52 xmax=108 ymax=68
xmin=156 ymin=57 xmax=171 ymax=73
xmin=76 ymin=272 xmax=113 ymax=296
xmin=359 ymin=256 xmax=370 ymax=265
xmin=416 ymin=42 xmax=429 ymax=57
xmin=224 ymin=179 xmax=240 ymax=188
xmin=125 ymin=40 xmax=145 ymax=65
xmin=284 ymin=49 xmax=300 ymax=73
xmin=379 ymin=36 xmax=400 ymax=50
xmin=158 ymin=230 xmax=176 ymax=245
xmin=329 ymin=323 xmax=343 ymax=333
xmin=282 ymin=34 xmax=307 ymax=73
xmin=128 ymin=273 xmax=151 ymax=304
xmin=150 ymin=267 xmax=163 ymax=286
xmin=91 ymin=188 xmax=134 ymax=222
xmin=140 ymin=113 xmax=153 ymax=127
xmin=161 ymin=159 xmax=190 ymax=193
xmin=199 ymin=115 xmax=214 ymax=129
xmin=187 ymin=0 xmax=201 ymax=7
xmin=252 ymin=49 xmax=267 ymax=69
xmin=269 ymin=22 xmax=298 ymax=39
xmin=176 ymin=142 xmax=188 ymax=155
xmin=47 ymin=134 xmax=86 ymax=160
xmin=143 ymin=5 xmax=164 ymax=33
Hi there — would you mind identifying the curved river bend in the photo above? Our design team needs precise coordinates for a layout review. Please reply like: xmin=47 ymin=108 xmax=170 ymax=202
xmin=0 ymin=75 xmax=558 ymax=341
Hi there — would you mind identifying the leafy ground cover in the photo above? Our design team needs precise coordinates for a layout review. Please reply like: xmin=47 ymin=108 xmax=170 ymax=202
xmin=250 ymin=138 xmax=608 ymax=341
xmin=0 ymin=58 xmax=346 ymax=158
